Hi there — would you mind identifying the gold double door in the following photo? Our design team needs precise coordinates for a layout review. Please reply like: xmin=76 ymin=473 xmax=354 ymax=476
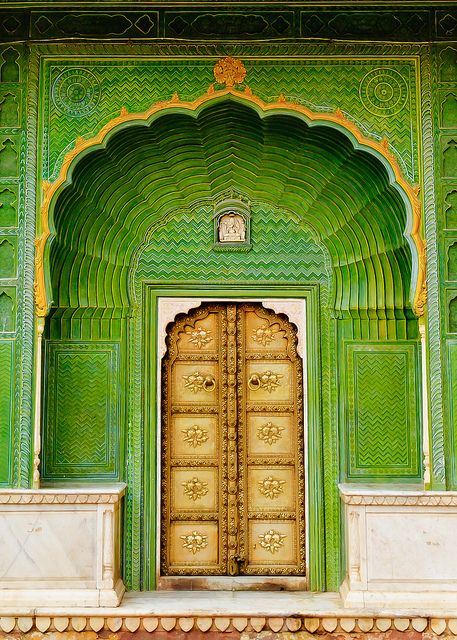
xmin=161 ymin=302 xmax=305 ymax=577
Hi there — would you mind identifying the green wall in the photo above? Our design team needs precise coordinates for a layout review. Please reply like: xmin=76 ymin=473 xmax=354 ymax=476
xmin=0 ymin=7 xmax=454 ymax=591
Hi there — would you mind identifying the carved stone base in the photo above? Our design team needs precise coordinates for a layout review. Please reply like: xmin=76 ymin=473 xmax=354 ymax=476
xmin=0 ymin=485 xmax=126 ymax=607
xmin=340 ymin=484 xmax=457 ymax=609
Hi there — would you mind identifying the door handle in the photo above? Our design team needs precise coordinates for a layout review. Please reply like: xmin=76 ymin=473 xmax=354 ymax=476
xmin=248 ymin=373 xmax=261 ymax=390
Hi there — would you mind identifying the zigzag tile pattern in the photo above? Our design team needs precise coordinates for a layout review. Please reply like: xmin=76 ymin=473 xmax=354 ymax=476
xmin=137 ymin=204 xmax=328 ymax=283
xmin=50 ymin=101 xmax=411 ymax=318
xmin=47 ymin=63 xmax=213 ymax=178
xmin=0 ymin=341 xmax=12 ymax=484
xmin=45 ymin=59 xmax=417 ymax=181
xmin=55 ymin=353 xmax=108 ymax=465
xmin=448 ymin=342 xmax=457 ymax=479
xmin=347 ymin=346 xmax=419 ymax=478
xmin=43 ymin=344 xmax=119 ymax=479
xmin=249 ymin=61 xmax=417 ymax=180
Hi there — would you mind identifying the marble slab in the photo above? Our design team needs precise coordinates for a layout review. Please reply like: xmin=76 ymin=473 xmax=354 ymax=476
xmin=0 ymin=484 xmax=126 ymax=607
xmin=340 ymin=484 xmax=457 ymax=609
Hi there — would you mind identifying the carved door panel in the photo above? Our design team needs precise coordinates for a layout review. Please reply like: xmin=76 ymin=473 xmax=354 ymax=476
xmin=161 ymin=303 xmax=305 ymax=577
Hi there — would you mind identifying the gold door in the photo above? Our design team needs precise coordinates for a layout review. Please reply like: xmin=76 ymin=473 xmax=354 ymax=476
xmin=161 ymin=303 xmax=305 ymax=577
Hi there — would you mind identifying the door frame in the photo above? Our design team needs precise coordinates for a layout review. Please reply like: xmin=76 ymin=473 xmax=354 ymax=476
xmin=143 ymin=283 xmax=324 ymax=591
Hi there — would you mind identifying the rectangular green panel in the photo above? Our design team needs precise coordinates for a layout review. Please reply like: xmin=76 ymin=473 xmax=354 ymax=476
xmin=345 ymin=342 xmax=421 ymax=480
xmin=447 ymin=341 xmax=457 ymax=486
xmin=0 ymin=340 xmax=13 ymax=485
xmin=43 ymin=341 xmax=120 ymax=480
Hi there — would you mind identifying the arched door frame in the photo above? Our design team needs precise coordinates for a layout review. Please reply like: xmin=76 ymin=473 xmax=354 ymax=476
xmin=143 ymin=283 xmax=324 ymax=590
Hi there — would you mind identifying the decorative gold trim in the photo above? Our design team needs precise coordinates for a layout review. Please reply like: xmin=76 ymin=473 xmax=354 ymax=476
xmin=213 ymin=56 xmax=247 ymax=88
xmin=35 ymin=65 xmax=425 ymax=316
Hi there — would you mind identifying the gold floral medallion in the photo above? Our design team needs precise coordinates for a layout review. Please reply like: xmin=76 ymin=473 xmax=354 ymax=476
xmin=213 ymin=56 xmax=246 ymax=87
xmin=182 ymin=476 xmax=209 ymax=501
xmin=257 ymin=421 xmax=285 ymax=445
xmin=258 ymin=529 xmax=286 ymax=554
xmin=181 ymin=531 xmax=208 ymax=554
xmin=258 ymin=475 xmax=285 ymax=499
xmin=182 ymin=424 xmax=209 ymax=448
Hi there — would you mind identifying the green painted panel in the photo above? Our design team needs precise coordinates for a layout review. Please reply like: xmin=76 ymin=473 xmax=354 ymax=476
xmin=0 ymin=341 xmax=13 ymax=485
xmin=42 ymin=341 xmax=120 ymax=480
xmin=447 ymin=341 xmax=457 ymax=486
xmin=137 ymin=203 xmax=328 ymax=285
xmin=345 ymin=342 xmax=421 ymax=480
xmin=0 ymin=236 xmax=16 ymax=278
xmin=43 ymin=58 xmax=418 ymax=182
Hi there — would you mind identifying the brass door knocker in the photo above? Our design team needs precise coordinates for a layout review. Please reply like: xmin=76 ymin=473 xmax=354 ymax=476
xmin=248 ymin=373 xmax=261 ymax=390
xmin=203 ymin=375 xmax=216 ymax=391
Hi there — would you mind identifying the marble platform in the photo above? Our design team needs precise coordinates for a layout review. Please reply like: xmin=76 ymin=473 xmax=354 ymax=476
xmin=340 ymin=483 xmax=457 ymax=610
xmin=1 ymin=591 xmax=457 ymax=636
xmin=0 ymin=484 xmax=126 ymax=607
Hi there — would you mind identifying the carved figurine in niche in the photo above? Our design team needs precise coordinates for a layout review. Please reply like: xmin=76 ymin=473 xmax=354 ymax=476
xmin=0 ymin=48 xmax=19 ymax=83
xmin=440 ymin=47 xmax=457 ymax=83
xmin=449 ymin=243 xmax=457 ymax=281
xmin=442 ymin=94 xmax=457 ymax=129
xmin=218 ymin=212 xmax=246 ymax=242
xmin=444 ymin=140 xmax=457 ymax=178
xmin=0 ymin=188 xmax=16 ymax=226
xmin=0 ymin=290 xmax=13 ymax=331
xmin=0 ymin=239 xmax=14 ymax=278
xmin=0 ymin=139 xmax=17 ymax=177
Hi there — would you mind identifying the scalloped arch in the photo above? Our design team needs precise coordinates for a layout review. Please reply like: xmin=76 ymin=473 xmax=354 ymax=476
xmin=35 ymin=86 xmax=425 ymax=316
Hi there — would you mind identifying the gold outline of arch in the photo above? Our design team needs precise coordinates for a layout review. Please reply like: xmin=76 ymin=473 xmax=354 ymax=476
xmin=35 ymin=84 xmax=426 ymax=317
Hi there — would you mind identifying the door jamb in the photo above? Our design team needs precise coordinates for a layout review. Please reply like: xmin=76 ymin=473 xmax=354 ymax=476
xmin=143 ymin=283 xmax=324 ymax=591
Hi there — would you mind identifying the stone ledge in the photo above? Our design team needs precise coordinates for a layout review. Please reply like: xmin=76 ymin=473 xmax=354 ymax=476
xmin=0 ymin=484 xmax=126 ymax=504
xmin=1 ymin=613 xmax=457 ymax=634
xmin=339 ymin=483 xmax=457 ymax=506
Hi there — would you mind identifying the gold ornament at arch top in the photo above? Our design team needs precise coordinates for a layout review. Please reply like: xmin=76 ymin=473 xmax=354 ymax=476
xmin=34 ymin=56 xmax=425 ymax=317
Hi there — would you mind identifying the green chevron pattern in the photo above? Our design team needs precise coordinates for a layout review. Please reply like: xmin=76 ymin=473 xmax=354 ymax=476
xmin=0 ymin=341 xmax=13 ymax=485
xmin=448 ymin=342 xmax=457 ymax=484
xmin=346 ymin=343 xmax=420 ymax=479
xmin=50 ymin=101 xmax=411 ymax=317
xmin=137 ymin=203 xmax=328 ymax=284
xmin=43 ymin=58 xmax=417 ymax=181
xmin=42 ymin=342 xmax=120 ymax=480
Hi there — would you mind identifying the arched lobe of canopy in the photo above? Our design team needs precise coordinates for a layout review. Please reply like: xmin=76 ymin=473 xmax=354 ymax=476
xmin=35 ymin=84 xmax=425 ymax=317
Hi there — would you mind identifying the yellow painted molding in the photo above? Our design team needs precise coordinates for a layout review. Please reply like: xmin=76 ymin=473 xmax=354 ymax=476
xmin=34 ymin=65 xmax=425 ymax=317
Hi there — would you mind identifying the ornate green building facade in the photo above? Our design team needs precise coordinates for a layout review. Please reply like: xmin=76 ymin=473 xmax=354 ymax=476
xmin=0 ymin=1 xmax=457 ymax=626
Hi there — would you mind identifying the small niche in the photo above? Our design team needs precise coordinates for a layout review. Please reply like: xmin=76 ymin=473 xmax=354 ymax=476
xmin=213 ymin=195 xmax=251 ymax=252
xmin=0 ymin=238 xmax=15 ymax=278
xmin=440 ymin=47 xmax=457 ymax=82
xmin=442 ymin=94 xmax=457 ymax=129
xmin=449 ymin=242 xmax=457 ymax=280
xmin=0 ymin=289 xmax=14 ymax=332
xmin=0 ymin=48 xmax=19 ymax=83
xmin=444 ymin=140 xmax=457 ymax=178
xmin=0 ymin=138 xmax=17 ymax=177
xmin=0 ymin=188 xmax=17 ymax=227
xmin=0 ymin=92 xmax=18 ymax=127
